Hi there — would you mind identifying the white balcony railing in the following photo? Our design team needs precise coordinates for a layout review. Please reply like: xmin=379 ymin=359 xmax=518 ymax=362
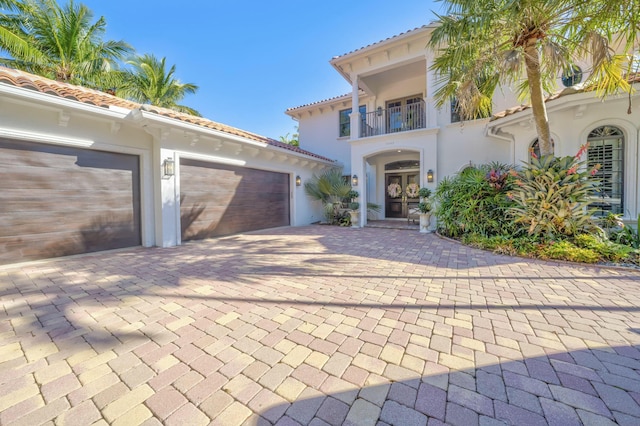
xmin=360 ymin=100 xmax=426 ymax=138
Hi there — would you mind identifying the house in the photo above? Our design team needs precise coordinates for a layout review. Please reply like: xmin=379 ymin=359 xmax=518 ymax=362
xmin=0 ymin=66 xmax=334 ymax=265
xmin=286 ymin=25 xmax=640 ymax=227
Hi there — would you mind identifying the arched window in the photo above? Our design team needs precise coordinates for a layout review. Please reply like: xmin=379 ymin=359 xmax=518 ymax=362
xmin=587 ymin=126 xmax=624 ymax=216
xmin=529 ymin=138 xmax=554 ymax=159
xmin=561 ymin=65 xmax=583 ymax=87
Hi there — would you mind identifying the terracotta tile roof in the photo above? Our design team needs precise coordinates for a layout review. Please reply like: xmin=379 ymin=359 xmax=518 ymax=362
xmin=490 ymin=74 xmax=640 ymax=122
xmin=286 ymin=90 xmax=367 ymax=113
xmin=0 ymin=66 xmax=335 ymax=162
xmin=331 ymin=25 xmax=434 ymax=61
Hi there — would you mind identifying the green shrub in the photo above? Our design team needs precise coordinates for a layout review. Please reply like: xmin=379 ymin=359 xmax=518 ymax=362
xmin=508 ymin=147 xmax=601 ymax=239
xmin=573 ymin=234 xmax=633 ymax=262
xmin=539 ymin=240 xmax=600 ymax=263
xmin=435 ymin=162 xmax=516 ymax=238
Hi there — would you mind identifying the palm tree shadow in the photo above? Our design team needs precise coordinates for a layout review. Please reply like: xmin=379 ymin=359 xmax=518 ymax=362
xmin=261 ymin=341 xmax=640 ymax=425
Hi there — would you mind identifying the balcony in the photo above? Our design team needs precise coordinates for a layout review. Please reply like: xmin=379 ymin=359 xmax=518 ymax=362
xmin=360 ymin=100 xmax=426 ymax=138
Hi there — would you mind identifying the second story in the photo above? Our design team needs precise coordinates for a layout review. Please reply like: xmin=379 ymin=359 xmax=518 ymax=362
xmin=286 ymin=24 xmax=600 ymax=161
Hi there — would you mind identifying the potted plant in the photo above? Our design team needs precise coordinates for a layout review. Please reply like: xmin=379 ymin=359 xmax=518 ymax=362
xmin=418 ymin=187 xmax=432 ymax=200
xmin=349 ymin=202 xmax=360 ymax=228
xmin=418 ymin=188 xmax=432 ymax=233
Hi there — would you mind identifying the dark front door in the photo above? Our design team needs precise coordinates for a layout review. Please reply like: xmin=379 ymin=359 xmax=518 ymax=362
xmin=385 ymin=173 xmax=419 ymax=218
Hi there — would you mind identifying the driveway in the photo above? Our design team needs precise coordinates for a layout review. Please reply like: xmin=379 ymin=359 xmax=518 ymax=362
xmin=1 ymin=226 xmax=640 ymax=425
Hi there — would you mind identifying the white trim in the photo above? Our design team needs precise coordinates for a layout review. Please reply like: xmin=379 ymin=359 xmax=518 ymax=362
xmin=177 ymin=151 xmax=247 ymax=167
xmin=0 ymin=127 xmax=94 ymax=147
xmin=0 ymin=83 xmax=128 ymax=119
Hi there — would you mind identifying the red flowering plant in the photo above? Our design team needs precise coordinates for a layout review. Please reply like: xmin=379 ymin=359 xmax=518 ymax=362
xmin=508 ymin=144 xmax=602 ymax=239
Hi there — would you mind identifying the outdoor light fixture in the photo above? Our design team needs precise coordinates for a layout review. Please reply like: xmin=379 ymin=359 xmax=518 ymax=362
xmin=295 ymin=175 xmax=302 ymax=186
xmin=163 ymin=158 xmax=175 ymax=178
xmin=427 ymin=169 xmax=434 ymax=183
xmin=352 ymin=174 xmax=358 ymax=186
xmin=377 ymin=106 xmax=383 ymax=116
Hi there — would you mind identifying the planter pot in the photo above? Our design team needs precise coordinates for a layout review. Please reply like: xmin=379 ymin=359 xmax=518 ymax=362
xmin=419 ymin=213 xmax=431 ymax=233
xmin=349 ymin=210 xmax=360 ymax=228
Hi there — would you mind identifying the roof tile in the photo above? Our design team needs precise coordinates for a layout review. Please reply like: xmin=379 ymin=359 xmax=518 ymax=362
xmin=0 ymin=66 xmax=334 ymax=162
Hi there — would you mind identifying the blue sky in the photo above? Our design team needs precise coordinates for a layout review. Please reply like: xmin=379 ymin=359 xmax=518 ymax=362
xmin=82 ymin=1 xmax=440 ymax=140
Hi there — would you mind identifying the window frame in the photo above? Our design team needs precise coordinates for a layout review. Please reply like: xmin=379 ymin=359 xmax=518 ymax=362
xmin=338 ymin=105 xmax=366 ymax=137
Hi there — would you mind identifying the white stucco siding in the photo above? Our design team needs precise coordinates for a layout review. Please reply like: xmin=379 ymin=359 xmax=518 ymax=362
xmin=296 ymin=105 xmax=351 ymax=171
xmin=438 ymin=122 xmax=511 ymax=177
xmin=492 ymin=92 xmax=640 ymax=220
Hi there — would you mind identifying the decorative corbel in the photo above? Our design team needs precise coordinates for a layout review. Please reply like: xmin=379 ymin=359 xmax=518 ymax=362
xmin=58 ymin=111 xmax=71 ymax=127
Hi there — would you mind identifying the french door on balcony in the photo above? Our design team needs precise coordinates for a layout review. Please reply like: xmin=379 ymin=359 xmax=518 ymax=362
xmin=386 ymin=95 xmax=423 ymax=133
xmin=385 ymin=172 xmax=419 ymax=218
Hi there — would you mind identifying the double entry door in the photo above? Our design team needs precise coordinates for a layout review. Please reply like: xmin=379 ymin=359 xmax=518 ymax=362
xmin=385 ymin=172 xmax=419 ymax=218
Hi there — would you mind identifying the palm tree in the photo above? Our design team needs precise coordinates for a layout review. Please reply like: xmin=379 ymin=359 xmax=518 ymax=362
xmin=429 ymin=0 xmax=640 ymax=156
xmin=0 ymin=0 xmax=132 ymax=88
xmin=118 ymin=54 xmax=200 ymax=116
xmin=304 ymin=168 xmax=352 ymax=223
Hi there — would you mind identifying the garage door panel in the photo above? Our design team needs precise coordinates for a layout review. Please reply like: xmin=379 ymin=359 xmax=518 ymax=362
xmin=180 ymin=159 xmax=289 ymax=240
xmin=0 ymin=138 xmax=141 ymax=264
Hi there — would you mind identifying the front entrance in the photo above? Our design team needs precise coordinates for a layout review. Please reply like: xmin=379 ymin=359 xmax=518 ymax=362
xmin=385 ymin=172 xmax=419 ymax=218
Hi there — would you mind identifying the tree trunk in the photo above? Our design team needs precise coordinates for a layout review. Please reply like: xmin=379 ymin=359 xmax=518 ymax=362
xmin=523 ymin=40 xmax=553 ymax=157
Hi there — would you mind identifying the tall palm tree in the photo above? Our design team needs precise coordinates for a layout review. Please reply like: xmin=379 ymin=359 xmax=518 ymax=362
xmin=429 ymin=0 xmax=640 ymax=156
xmin=118 ymin=54 xmax=200 ymax=116
xmin=0 ymin=0 xmax=132 ymax=88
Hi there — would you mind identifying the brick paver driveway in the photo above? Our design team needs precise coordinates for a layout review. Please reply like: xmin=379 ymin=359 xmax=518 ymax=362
xmin=2 ymin=226 xmax=640 ymax=425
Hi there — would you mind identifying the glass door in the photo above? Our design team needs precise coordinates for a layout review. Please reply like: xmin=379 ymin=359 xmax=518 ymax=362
xmin=385 ymin=173 xmax=419 ymax=218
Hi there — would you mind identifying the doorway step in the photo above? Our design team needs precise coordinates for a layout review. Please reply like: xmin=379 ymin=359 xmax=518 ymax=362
xmin=365 ymin=219 xmax=419 ymax=230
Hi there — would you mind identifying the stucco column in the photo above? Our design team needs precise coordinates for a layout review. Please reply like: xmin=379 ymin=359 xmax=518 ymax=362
xmin=153 ymin=141 xmax=180 ymax=248
xmin=350 ymin=75 xmax=361 ymax=139
xmin=425 ymin=52 xmax=438 ymax=129
xmin=350 ymin=155 xmax=364 ymax=227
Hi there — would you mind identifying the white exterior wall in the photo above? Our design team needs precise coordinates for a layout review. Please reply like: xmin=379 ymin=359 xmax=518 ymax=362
xmin=492 ymin=92 xmax=640 ymax=221
xmin=296 ymin=103 xmax=352 ymax=170
xmin=0 ymin=84 xmax=332 ymax=253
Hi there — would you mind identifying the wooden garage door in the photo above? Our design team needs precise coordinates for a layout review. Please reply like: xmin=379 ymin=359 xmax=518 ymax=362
xmin=0 ymin=138 xmax=141 ymax=265
xmin=180 ymin=159 xmax=290 ymax=240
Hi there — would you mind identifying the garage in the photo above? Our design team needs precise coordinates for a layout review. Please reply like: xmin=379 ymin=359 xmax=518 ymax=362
xmin=180 ymin=158 xmax=290 ymax=240
xmin=0 ymin=138 xmax=141 ymax=265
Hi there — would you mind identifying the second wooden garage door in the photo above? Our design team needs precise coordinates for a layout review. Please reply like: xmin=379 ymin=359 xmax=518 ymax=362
xmin=180 ymin=159 xmax=290 ymax=240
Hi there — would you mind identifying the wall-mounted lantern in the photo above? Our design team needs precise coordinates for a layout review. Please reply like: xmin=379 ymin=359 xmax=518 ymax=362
xmin=427 ymin=169 xmax=434 ymax=183
xmin=351 ymin=174 xmax=358 ymax=186
xmin=295 ymin=175 xmax=302 ymax=186
xmin=163 ymin=158 xmax=175 ymax=178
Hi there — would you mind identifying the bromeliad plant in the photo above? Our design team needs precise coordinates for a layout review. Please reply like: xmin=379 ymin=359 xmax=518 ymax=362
xmin=507 ymin=145 xmax=601 ymax=239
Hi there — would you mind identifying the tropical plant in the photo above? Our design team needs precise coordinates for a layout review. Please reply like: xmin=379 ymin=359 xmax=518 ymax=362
xmin=303 ymin=168 xmax=352 ymax=224
xmin=606 ymin=214 xmax=640 ymax=249
xmin=118 ymin=54 xmax=200 ymax=116
xmin=0 ymin=0 xmax=132 ymax=88
xmin=507 ymin=145 xmax=601 ymax=239
xmin=435 ymin=162 xmax=516 ymax=237
xmin=418 ymin=187 xmax=432 ymax=199
xmin=279 ymin=127 xmax=299 ymax=146
xmin=429 ymin=0 xmax=640 ymax=156
xmin=418 ymin=201 xmax=432 ymax=213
